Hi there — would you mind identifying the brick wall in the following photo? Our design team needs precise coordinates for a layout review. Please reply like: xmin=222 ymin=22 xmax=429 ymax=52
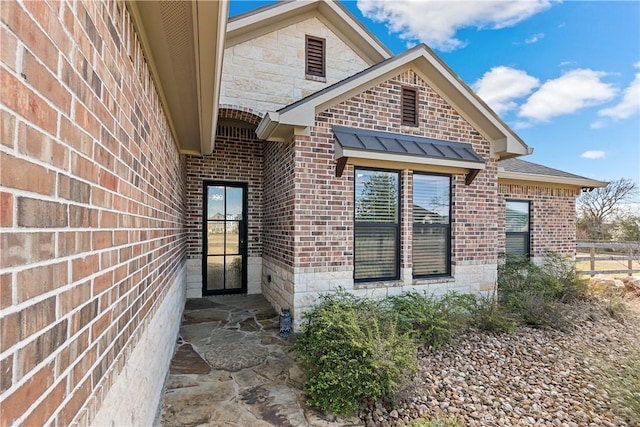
xmin=301 ymin=70 xmax=496 ymax=272
xmin=185 ymin=120 xmax=263 ymax=296
xmin=499 ymin=182 xmax=580 ymax=258
xmin=1 ymin=1 xmax=187 ymax=424
xmin=287 ymin=70 xmax=498 ymax=326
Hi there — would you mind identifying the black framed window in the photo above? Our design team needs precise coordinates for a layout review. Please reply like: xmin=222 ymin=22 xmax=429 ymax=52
xmin=354 ymin=168 xmax=400 ymax=281
xmin=413 ymin=174 xmax=451 ymax=277
xmin=505 ymin=200 xmax=531 ymax=257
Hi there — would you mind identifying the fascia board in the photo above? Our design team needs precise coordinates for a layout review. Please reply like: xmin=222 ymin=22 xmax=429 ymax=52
xmin=499 ymin=171 xmax=608 ymax=189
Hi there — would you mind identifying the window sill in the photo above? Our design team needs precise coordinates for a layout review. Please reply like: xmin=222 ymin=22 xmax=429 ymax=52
xmin=354 ymin=279 xmax=404 ymax=290
xmin=305 ymin=74 xmax=327 ymax=83
xmin=413 ymin=276 xmax=455 ymax=286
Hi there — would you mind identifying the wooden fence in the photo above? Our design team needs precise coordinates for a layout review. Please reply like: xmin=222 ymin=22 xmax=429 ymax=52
xmin=576 ymin=241 xmax=640 ymax=276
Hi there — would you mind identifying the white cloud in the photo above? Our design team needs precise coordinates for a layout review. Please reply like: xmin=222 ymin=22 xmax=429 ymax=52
xmin=581 ymin=150 xmax=606 ymax=159
xmin=473 ymin=66 xmax=540 ymax=115
xmin=519 ymin=69 xmax=618 ymax=121
xmin=590 ymin=120 xmax=605 ymax=129
xmin=525 ymin=33 xmax=544 ymax=44
xmin=598 ymin=72 xmax=640 ymax=120
xmin=356 ymin=0 xmax=553 ymax=51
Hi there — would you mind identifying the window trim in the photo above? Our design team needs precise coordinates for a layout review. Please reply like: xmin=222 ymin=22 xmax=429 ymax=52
xmin=353 ymin=167 xmax=401 ymax=283
xmin=305 ymin=35 xmax=326 ymax=78
xmin=412 ymin=172 xmax=452 ymax=279
xmin=401 ymin=86 xmax=419 ymax=127
xmin=505 ymin=199 xmax=531 ymax=258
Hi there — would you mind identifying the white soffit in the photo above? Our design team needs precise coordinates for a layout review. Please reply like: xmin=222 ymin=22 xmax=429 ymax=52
xmin=127 ymin=0 xmax=228 ymax=154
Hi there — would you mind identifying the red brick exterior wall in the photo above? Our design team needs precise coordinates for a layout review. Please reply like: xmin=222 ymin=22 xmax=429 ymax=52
xmin=296 ymin=70 xmax=497 ymax=275
xmin=1 ymin=1 xmax=187 ymax=424
xmin=263 ymin=137 xmax=296 ymax=268
xmin=499 ymin=182 xmax=580 ymax=258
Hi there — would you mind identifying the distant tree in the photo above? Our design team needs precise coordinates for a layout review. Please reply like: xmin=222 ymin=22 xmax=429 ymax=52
xmin=611 ymin=215 xmax=640 ymax=242
xmin=577 ymin=178 xmax=638 ymax=240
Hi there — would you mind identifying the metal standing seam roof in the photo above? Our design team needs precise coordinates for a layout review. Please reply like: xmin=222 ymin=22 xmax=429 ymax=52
xmin=332 ymin=125 xmax=486 ymax=164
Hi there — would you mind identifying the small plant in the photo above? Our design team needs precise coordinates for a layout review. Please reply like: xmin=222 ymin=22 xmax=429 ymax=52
xmin=468 ymin=293 xmax=517 ymax=333
xmin=387 ymin=291 xmax=474 ymax=349
xmin=497 ymin=253 xmax=587 ymax=329
xmin=294 ymin=291 xmax=416 ymax=416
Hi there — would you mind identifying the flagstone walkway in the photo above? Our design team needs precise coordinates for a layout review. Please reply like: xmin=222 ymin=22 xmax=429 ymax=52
xmin=160 ymin=294 xmax=362 ymax=427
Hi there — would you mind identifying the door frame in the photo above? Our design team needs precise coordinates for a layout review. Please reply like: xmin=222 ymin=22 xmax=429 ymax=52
xmin=202 ymin=181 xmax=248 ymax=295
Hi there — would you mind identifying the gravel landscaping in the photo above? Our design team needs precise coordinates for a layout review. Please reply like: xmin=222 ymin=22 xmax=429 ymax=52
xmin=359 ymin=299 xmax=640 ymax=427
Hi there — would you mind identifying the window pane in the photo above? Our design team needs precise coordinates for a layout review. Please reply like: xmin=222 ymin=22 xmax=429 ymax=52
xmin=413 ymin=175 xmax=450 ymax=224
xmin=206 ymin=256 xmax=224 ymax=290
xmin=207 ymin=186 xmax=224 ymax=219
xmin=506 ymin=201 xmax=529 ymax=232
xmin=226 ymin=256 xmax=243 ymax=289
xmin=225 ymin=221 xmax=239 ymax=254
xmin=226 ymin=187 xmax=243 ymax=220
xmin=355 ymin=170 xmax=398 ymax=223
xmin=413 ymin=174 xmax=450 ymax=277
xmin=354 ymin=226 xmax=397 ymax=280
xmin=207 ymin=222 xmax=224 ymax=255
xmin=413 ymin=227 xmax=448 ymax=276
xmin=506 ymin=234 xmax=528 ymax=256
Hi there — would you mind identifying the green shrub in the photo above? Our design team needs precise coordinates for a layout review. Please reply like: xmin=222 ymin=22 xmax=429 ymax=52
xmin=294 ymin=291 xmax=416 ymax=416
xmin=468 ymin=293 xmax=517 ymax=333
xmin=387 ymin=291 xmax=475 ymax=349
xmin=497 ymin=253 xmax=587 ymax=329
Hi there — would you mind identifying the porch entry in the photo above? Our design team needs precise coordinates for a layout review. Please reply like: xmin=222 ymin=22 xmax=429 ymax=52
xmin=203 ymin=182 xmax=248 ymax=295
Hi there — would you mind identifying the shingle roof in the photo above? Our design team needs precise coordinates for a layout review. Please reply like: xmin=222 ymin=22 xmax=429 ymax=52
xmin=333 ymin=125 xmax=485 ymax=164
xmin=498 ymin=158 xmax=607 ymax=188
xmin=499 ymin=158 xmax=590 ymax=180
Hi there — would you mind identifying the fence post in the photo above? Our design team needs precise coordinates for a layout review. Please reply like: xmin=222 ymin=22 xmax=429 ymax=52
xmin=590 ymin=245 xmax=595 ymax=277
xmin=629 ymin=247 xmax=633 ymax=277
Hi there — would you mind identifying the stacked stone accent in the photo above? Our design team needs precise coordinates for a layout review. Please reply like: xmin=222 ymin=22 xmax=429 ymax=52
xmin=1 ymin=1 xmax=186 ymax=424
xmin=221 ymin=16 xmax=370 ymax=114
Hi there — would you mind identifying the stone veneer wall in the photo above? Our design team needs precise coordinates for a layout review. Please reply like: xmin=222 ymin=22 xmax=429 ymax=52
xmin=185 ymin=120 xmax=263 ymax=297
xmin=288 ymin=70 xmax=498 ymax=327
xmin=498 ymin=182 xmax=580 ymax=260
xmin=221 ymin=16 xmax=370 ymax=114
xmin=1 ymin=1 xmax=187 ymax=424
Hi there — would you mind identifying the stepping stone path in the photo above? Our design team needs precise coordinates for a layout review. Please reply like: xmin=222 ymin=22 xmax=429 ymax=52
xmin=160 ymin=294 xmax=362 ymax=426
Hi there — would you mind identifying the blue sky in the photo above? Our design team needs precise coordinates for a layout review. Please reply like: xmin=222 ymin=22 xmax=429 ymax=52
xmin=229 ymin=1 xmax=640 ymax=200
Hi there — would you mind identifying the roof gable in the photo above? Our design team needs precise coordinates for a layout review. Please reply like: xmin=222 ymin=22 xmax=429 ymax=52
xmin=256 ymin=44 xmax=531 ymax=159
xmin=226 ymin=0 xmax=391 ymax=65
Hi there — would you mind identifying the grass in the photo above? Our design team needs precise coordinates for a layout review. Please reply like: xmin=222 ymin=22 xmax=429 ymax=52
xmin=575 ymin=250 xmax=640 ymax=278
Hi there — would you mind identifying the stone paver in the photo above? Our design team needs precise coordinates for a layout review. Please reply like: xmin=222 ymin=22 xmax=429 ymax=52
xmin=160 ymin=294 xmax=362 ymax=426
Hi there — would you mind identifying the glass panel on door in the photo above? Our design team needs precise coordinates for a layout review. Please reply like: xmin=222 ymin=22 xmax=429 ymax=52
xmin=204 ymin=183 xmax=247 ymax=294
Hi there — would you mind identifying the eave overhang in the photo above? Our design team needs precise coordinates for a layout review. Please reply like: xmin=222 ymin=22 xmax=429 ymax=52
xmin=256 ymin=44 xmax=532 ymax=160
xmin=126 ymin=0 xmax=229 ymax=155
xmin=498 ymin=171 xmax=608 ymax=190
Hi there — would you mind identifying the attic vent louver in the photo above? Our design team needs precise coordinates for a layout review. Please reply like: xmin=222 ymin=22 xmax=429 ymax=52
xmin=401 ymin=87 xmax=418 ymax=126
xmin=306 ymin=35 xmax=325 ymax=78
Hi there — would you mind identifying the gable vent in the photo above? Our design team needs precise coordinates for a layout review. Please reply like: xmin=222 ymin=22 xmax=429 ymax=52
xmin=401 ymin=87 xmax=418 ymax=126
xmin=306 ymin=35 xmax=325 ymax=77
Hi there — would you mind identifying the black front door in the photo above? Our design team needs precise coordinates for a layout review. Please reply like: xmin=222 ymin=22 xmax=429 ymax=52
xmin=203 ymin=182 xmax=247 ymax=295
